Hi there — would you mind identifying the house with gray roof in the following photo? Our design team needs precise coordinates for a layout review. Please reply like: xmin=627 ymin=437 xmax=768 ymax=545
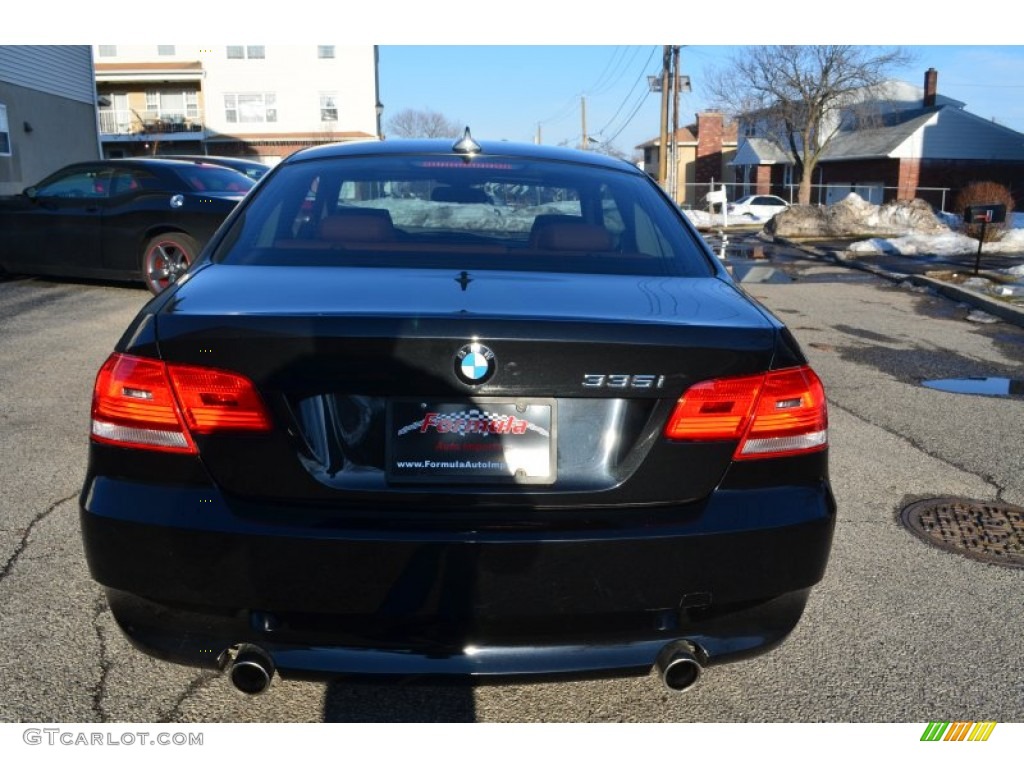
xmin=729 ymin=69 xmax=1024 ymax=211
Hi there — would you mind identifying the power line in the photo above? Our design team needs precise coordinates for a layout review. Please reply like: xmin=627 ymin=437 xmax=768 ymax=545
xmin=595 ymin=46 xmax=659 ymax=141
xmin=601 ymin=87 xmax=653 ymax=147
xmin=587 ymin=46 xmax=628 ymax=96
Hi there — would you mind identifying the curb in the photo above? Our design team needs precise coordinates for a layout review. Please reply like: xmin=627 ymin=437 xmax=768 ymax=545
xmin=774 ymin=237 xmax=1024 ymax=330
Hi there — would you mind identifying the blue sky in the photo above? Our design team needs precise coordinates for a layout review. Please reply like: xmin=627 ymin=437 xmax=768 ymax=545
xmin=378 ymin=45 xmax=1024 ymax=156
xmin=29 ymin=3 xmax=1024 ymax=156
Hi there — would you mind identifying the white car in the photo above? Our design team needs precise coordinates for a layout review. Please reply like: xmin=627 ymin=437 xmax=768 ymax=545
xmin=728 ymin=194 xmax=790 ymax=220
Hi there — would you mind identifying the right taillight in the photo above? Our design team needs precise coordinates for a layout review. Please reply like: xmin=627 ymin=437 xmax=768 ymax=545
xmin=91 ymin=353 xmax=271 ymax=454
xmin=664 ymin=366 xmax=827 ymax=460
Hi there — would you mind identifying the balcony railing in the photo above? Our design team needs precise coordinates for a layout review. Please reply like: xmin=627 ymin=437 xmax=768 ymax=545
xmin=99 ymin=109 xmax=205 ymax=136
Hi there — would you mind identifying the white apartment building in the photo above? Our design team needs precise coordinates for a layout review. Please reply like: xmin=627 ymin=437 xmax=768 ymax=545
xmin=94 ymin=44 xmax=380 ymax=164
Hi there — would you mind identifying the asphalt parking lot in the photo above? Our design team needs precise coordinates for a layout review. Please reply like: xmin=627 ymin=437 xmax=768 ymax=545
xmin=0 ymin=257 xmax=1022 ymax=723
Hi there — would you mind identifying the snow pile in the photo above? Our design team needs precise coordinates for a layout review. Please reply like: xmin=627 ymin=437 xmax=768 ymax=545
xmin=358 ymin=198 xmax=582 ymax=234
xmin=765 ymin=194 xmax=948 ymax=238
xmin=850 ymin=222 xmax=1024 ymax=256
xmin=683 ymin=209 xmax=718 ymax=229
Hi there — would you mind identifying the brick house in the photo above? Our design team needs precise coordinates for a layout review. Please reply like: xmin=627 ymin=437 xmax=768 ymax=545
xmin=730 ymin=69 xmax=1024 ymax=210
xmin=636 ymin=112 xmax=738 ymax=207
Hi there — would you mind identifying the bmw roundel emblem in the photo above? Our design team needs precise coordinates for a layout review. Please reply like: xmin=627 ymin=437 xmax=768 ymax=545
xmin=455 ymin=342 xmax=496 ymax=385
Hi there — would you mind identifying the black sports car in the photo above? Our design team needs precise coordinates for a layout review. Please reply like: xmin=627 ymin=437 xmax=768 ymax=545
xmin=0 ymin=158 xmax=254 ymax=294
xmin=154 ymin=155 xmax=271 ymax=181
xmin=80 ymin=133 xmax=835 ymax=695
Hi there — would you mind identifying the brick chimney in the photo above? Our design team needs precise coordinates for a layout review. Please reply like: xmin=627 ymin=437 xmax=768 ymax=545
xmin=695 ymin=112 xmax=724 ymax=185
xmin=924 ymin=68 xmax=938 ymax=108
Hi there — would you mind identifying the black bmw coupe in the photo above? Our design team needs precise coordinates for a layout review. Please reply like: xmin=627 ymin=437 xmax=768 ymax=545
xmin=0 ymin=158 xmax=253 ymax=294
xmin=80 ymin=133 xmax=835 ymax=694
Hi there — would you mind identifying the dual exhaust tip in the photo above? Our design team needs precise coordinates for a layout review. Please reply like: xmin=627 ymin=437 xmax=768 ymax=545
xmin=223 ymin=640 xmax=705 ymax=695
xmin=654 ymin=640 xmax=705 ymax=692
xmin=226 ymin=644 xmax=275 ymax=695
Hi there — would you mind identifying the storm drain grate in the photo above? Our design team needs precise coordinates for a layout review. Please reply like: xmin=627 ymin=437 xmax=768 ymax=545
xmin=899 ymin=498 xmax=1024 ymax=569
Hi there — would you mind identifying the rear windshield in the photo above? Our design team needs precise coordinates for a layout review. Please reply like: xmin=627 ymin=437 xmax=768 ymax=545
xmin=213 ymin=154 xmax=713 ymax=276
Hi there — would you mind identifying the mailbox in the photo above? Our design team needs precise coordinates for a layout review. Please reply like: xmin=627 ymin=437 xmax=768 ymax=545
xmin=964 ymin=203 xmax=1006 ymax=224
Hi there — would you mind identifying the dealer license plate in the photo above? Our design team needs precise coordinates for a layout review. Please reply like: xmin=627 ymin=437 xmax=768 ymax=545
xmin=387 ymin=399 xmax=556 ymax=484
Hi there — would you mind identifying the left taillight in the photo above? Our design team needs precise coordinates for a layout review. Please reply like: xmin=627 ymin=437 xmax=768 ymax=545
xmin=91 ymin=353 xmax=271 ymax=454
xmin=664 ymin=365 xmax=828 ymax=460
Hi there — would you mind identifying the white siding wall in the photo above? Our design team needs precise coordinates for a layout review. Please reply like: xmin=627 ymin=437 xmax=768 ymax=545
xmin=0 ymin=46 xmax=95 ymax=104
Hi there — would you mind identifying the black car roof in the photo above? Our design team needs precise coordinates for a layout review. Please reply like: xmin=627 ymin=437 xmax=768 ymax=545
xmin=60 ymin=158 xmax=238 ymax=171
xmin=287 ymin=138 xmax=643 ymax=175
xmin=155 ymin=155 xmax=268 ymax=168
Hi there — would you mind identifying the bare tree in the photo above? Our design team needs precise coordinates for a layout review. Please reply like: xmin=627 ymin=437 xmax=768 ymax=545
xmin=706 ymin=46 xmax=913 ymax=204
xmin=386 ymin=108 xmax=462 ymax=139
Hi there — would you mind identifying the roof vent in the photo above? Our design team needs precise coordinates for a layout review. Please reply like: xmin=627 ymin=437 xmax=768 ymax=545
xmin=452 ymin=127 xmax=481 ymax=156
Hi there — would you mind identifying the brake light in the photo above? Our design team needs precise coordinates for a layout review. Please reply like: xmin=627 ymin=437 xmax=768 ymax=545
xmin=91 ymin=353 xmax=271 ymax=454
xmin=664 ymin=366 xmax=827 ymax=460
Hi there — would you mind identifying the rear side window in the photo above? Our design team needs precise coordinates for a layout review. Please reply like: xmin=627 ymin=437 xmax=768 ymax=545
xmin=214 ymin=154 xmax=712 ymax=277
xmin=172 ymin=166 xmax=255 ymax=194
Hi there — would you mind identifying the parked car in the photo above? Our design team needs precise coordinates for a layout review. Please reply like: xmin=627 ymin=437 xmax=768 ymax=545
xmin=727 ymin=194 xmax=790 ymax=220
xmin=0 ymin=158 xmax=254 ymax=293
xmin=155 ymin=154 xmax=271 ymax=181
xmin=80 ymin=134 xmax=835 ymax=694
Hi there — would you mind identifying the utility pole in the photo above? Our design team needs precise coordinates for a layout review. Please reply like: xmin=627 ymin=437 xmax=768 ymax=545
xmin=581 ymin=95 xmax=588 ymax=151
xmin=657 ymin=46 xmax=671 ymax=188
xmin=671 ymin=45 xmax=681 ymax=201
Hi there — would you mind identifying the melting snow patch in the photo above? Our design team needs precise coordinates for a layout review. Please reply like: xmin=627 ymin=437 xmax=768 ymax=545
xmin=966 ymin=310 xmax=1000 ymax=324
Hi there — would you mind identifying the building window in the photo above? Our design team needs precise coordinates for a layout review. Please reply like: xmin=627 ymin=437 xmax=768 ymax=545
xmin=227 ymin=45 xmax=265 ymax=60
xmin=145 ymin=90 xmax=200 ymax=124
xmin=318 ymin=45 xmax=335 ymax=59
xmin=320 ymin=94 xmax=338 ymax=122
xmin=157 ymin=45 xmax=175 ymax=56
xmin=0 ymin=104 xmax=10 ymax=156
xmin=224 ymin=93 xmax=277 ymax=124
xmin=97 ymin=45 xmax=117 ymax=57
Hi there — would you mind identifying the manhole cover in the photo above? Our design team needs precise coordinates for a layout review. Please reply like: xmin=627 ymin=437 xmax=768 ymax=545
xmin=899 ymin=498 xmax=1024 ymax=568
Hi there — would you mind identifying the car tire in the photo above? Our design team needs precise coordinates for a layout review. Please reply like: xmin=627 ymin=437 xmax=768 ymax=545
xmin=142 ymin=233 xmax=198 ymax=294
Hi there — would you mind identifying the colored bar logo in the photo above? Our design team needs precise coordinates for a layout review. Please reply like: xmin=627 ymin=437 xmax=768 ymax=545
xmin=921 ymin=721 xmax=997 ymax=741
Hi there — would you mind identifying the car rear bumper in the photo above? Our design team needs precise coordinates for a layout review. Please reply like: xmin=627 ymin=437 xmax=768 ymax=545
xmin=81 ymin=476 xmax=835 ymax=679
xmin=102 ymin=586 xmax=813 ymax=680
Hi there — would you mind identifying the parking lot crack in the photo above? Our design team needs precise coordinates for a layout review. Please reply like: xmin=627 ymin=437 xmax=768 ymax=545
xmin=159 ymin=671 xmax=219 ymax=723
xmin=827 ymin=398 xmax=1004 ymax=499
xmin=90 ymin=595 xmax=113 ymax=723
xmin=0 ymin=492 xmax=77 ymax=587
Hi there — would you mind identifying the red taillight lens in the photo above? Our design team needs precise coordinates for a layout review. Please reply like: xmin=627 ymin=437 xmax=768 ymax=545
xmin=91 ymin=353 xmax=271 ymax=453
xmin=166 ymin=364 xmax=273 ymax=433
xmin=664 ymin=366 xmax=827 ymax=460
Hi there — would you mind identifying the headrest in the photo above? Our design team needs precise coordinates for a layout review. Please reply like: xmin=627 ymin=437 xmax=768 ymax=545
xmin=430 ymin=186 xmax=491 ymax=204
xmin=318 ymin=208 xmax=395 ymax=242
xmin=530 ymin=218 xmax=613 ymax=251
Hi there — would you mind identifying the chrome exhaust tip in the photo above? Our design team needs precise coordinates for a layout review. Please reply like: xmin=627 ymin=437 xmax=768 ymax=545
xmin=654 ymin=641 xmax=704 ymax=692
xmin=228 ymin=644 xmax=275 ymax=695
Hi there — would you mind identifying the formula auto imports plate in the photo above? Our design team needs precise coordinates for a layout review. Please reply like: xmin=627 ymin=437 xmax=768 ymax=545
xmin=387 ymin=399 xmax=556 ymax=484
